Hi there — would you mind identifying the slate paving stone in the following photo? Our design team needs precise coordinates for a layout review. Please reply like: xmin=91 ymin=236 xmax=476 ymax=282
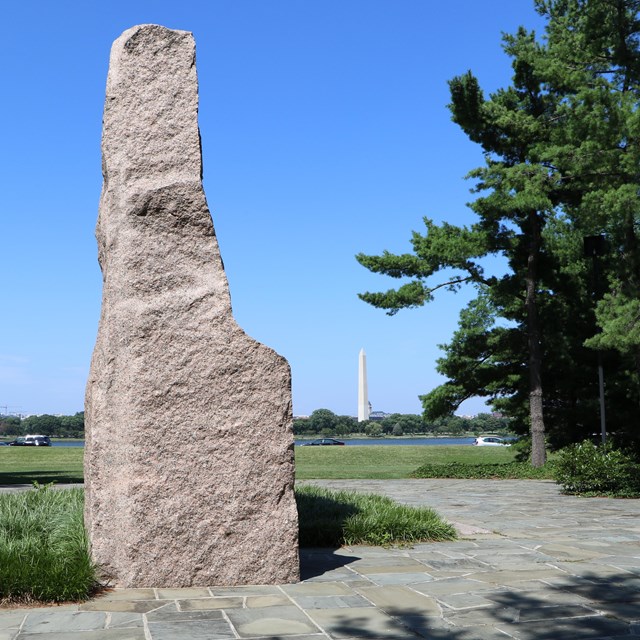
xmin=0 ymin=614 xmax=24 ymax=630
xmin=421 ymin=568 xmax=487 ymax=579
xmin=565 ymin=582 xmax=640 ymax=603
xmin=359 ymin=572 xmax=434 ymax=586
xmin=420 ymin=558 xmax=491 ymax=571
xmin=590 ymin=599 xmax=640 ymax=622
xmin=411 ymin=578 xmax=497 ymax=597
xmin=292 ymin=595 xmax=372 ymax=610
xmin=302 ymin=570 xmax=362 ymax=583
xmin=178 ymin=597 xmax=244 ymax=610
xmin=225 ymin=605 xmax=321 ymax=638
xmin=147 ymin=620 xmax=236 ymax=640
xmin=356 ymin=562 xmax=428 ymax=577
xmin=466 ymin=568 xmax=567 ymax=585
xmin=155 ymin=587 xmax=211 ymax=599
xmin=393 ymin=614 xmax=457 ymax=637
xmin=106 ymin=612 xmax=144 ymax=629
xmin=355 ymin=585 xmax=440 ymax=616
xmin=208 ymin=585 xmax=282 ymax=596
xmin=443 ymin=606 xmax=523 ymax=627
xmin=19 ymin=631 xmax=146 ymax=640
xmin=306 ymin=607 xmax=419 ymax=639
xmin=537 ymin=544 xmax=609 ymax=561
xmin=245 ymin=595 xmax=293 ymax=607
xmin=22 ymin=611 xmax=106 ymax=634
xmin=483 ymin=588 xmax=592 ymax=607
xmin=146 ymin=603 xmax=225 ymax=621
xmin=80 ymin=599 xmax=165 ymax=613
xmin=554 ymin=561 xmax=639 ymax=578
xmin=513 ymin=604 xmax=600 ymax=622
xmin=496 ymin=616 xmax=631 ymax=639
xmin=437 ymin=593 xmax=498 ymax=610
xmin=593 ymin=555 xmax=640 ymax=568
xmin=94 ymin=589 xmax=157 ymax=601
xmin=248 ymin=637 xmax=330 ymax=640
xmin=282 ymin=583 xmax=357 ymax=597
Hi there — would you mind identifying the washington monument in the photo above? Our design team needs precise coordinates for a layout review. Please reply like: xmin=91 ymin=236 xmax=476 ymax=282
xmin=358 ymin=348 xmax=370 ymax=422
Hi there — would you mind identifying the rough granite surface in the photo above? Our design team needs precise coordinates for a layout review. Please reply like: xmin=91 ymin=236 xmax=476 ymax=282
xmin=84 ymin=24 xmax=299 ymax=588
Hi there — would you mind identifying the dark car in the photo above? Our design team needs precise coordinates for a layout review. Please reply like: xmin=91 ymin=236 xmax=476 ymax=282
xmin=9 ymin=436 xmax=52 ymax=447
xmin=300 ymin=438 xmax=345 ymax=446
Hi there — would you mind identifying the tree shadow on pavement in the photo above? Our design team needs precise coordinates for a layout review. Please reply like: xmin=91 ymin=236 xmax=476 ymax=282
xmin=299 ymin=548 xmax=362 ymax=581
xmin=314 ymin=569 xmax=638 ymax=639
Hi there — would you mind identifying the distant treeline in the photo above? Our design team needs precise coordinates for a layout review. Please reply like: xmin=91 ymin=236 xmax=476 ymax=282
xmin=0 ymin=413 xmax=84 ymax=438
xmin=293 ymin=409 xmax=511 ymax=437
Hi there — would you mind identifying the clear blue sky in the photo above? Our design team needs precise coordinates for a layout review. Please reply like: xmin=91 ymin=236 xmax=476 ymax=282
xmin=1 ymin=1 xmax=545 ymax=417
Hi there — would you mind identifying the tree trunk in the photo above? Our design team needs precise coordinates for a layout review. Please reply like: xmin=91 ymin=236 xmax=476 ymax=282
xmin=527 ymin=211 xmax=546 ymax=467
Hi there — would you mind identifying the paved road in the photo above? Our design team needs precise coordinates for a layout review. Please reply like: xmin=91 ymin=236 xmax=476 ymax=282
xmin=1 ymin=479 xmax=639 ymax=639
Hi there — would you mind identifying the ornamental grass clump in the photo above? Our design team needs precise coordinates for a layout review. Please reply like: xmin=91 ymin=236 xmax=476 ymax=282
xmin=0 ymin=485 xmax=99 ymax=604
xmin=295 ymin=485 xmax=456 ymax=547
xmin=554 ymin=441 xmax=640 ymax=497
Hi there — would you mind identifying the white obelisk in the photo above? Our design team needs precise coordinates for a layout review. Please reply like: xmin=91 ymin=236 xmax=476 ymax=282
xmin=358 ymin=348 xmax=370 ymax=422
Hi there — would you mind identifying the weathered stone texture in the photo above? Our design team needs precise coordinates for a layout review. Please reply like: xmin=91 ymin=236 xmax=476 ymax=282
xmin=84 ymin=24 xmax=299 ymax=588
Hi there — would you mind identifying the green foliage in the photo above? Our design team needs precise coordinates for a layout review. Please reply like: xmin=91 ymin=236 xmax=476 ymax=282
xmin=293 ymin=412 xmax=357 ymax=436
xmin=363 ymin=422 xmax=383 ymax=437
xmin=0 ymin=415 xmax=22 ymax=436
xmin=379 ymin=413 xmax=426 ymax=434
xmin=357 ymin=0 xmax=640 ymax=458
xmin=586 ymin=293 xmax=640 ymax=355
xmin=308 ymin=409 xmax=339 ymax=434
xmin=411 ymin=461 xmax=556 ymax=480
xmin=0 ymin=412 xmax=85 ymax=439
xmin=554 ymin=441 xmax=640 ymax=496
xmin=21 ymin=414 xmax=61 ymax=436
xmin=391 ymin=423 xmax=404 ymax=436
xmin=0 ymin=486 xmax=98 ymax=603
xmin=510 ymin=436 xmax=532 ymax=463
xmin=296 ymin=485 xmax=456 ymax=547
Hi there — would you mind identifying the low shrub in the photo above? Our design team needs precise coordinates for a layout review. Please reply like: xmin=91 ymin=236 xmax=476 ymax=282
xmin=410 ymin=461 xmax=556 ymax=480
xmin=0 ymin=484 xmax=99 ymax=604
xmin=295 ymin=485 xmax=456 ymax=546
xmin=554 ymin=441 xmax=640 ymax=497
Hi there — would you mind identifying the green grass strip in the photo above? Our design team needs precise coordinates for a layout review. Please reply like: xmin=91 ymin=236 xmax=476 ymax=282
xmin=0 ymin=485 xmax=98 ymax=604
xmin=296 ymin=485 xmax=457 ymax=547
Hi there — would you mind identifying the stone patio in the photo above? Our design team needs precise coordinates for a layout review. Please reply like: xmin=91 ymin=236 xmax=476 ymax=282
xmin=1 ymin=479 xmax=639 ymax=639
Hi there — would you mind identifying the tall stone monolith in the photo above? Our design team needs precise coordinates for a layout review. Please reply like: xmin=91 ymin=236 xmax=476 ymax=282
xmin=84 ymin=24 xmax=299 ymax=588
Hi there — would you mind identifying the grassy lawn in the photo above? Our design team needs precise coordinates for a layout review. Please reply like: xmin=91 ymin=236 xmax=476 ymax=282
xmin=0 ymin=447 xmax=84 ymax=485
xmin=0 ymin=444 xmax=549 ymax=485
xmin=294 ymin=445 xmax=519 ymax=479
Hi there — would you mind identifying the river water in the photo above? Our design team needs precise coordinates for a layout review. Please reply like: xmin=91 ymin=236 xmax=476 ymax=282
xmin=296 ymin=437 xmax=476 ymax=446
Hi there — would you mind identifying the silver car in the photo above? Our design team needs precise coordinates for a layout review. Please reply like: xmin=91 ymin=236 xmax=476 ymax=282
xmin=473 ymin=436 xmax=509 ymax=446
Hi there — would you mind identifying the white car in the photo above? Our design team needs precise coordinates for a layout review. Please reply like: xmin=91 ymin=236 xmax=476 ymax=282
xmin=473 ymin=436 xmax=509 ymax=446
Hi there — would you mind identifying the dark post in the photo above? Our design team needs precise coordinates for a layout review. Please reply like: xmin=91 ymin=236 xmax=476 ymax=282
xmin=583 ymin=235 xmax=607 ymax=444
